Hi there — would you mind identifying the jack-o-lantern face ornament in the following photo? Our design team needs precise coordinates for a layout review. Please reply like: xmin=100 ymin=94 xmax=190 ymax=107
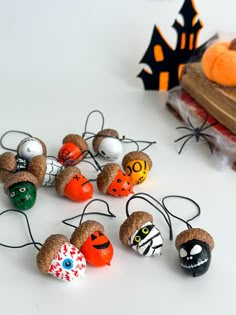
xmin=70 ymin=220 xmax=114 ymax=267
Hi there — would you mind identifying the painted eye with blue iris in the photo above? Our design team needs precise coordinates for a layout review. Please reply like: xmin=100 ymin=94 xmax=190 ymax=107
xmin=62 ymin=258 xmax=74 ymax=270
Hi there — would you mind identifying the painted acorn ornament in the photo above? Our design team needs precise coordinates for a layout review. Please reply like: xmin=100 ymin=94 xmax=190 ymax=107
xmin=120 ymin=211 xmax=163 ymax=256
xmin=0 ymin=152 xmax=28 ymax=182
xmin=4 ymin=171 xmax=39 ymax=210
xmin=97 ymin=163 xmax=134 ymax=197
xmin=92 ymin=128 xmax=123 ymax=161
xmin=28 ymin=155 xmax=64 ymax=187
xmin=55 ymin=166 xmax=93 ymax=202
xmin=17 ymin=137 xmax=47 ymax=161
xmin=175 ymin=228 xmax=215 ymax=277
xmin=37 ymin=234 xmax=86 ymax=282
xmin=70 ymin=220 xmax=113 ymax=267
xmin=122 ymin=151 xmax=152 ymax=185
xmin=58 ymin=134 xmax=88 ymax=166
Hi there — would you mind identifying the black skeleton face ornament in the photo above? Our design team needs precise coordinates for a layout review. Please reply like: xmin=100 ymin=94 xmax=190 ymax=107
xmin=179 ymin=240 xmax=211 ymax=277
xmin=175 ymin=227 xmax=214 ymax=278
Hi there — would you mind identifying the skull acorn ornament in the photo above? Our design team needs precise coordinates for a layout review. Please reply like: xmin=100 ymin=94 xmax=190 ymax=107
xmin=55 ymin=166 xmax=93 ymax=202
xmin=58 ymin=134 xmax=88 ymax=166
xmin=37 ymin=234 xmax=86 ymax=281
xmin=175 ymin=228 xmax=215 ymax=277
xmin=92 ymin=128 xmax=123 ymax=160
xmin=97 ymin=163 xmax=134 ymax=197
xmin=4 ymin=171 xmax=39 ymax=210
xmin=17 ymin=137 xmax=47 ymax=161
xmin=122 ymin=151 xmax=152 ymax=185
xmin=28 ymin=155 xmax=64 ymax=187
xmin=0 ymin=152 xmax=28 ymax=182
xmin=119 ymin=211 xmax=163 ymax=256
xmin=70 ymin=220 xmax=114 ymax=267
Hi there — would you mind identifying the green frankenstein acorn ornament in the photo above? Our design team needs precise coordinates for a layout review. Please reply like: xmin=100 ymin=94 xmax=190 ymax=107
xmin=4 ymin=171 xmax=39 ymax=210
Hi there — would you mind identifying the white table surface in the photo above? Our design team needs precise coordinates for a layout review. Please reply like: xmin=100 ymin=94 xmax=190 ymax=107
xmin=0 ymin=1 xmax=235 ymax=314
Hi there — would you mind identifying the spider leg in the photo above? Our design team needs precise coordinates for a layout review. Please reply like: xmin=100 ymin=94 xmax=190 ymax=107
xmin=198 ymin=113 xmax=209 ymax=130
xmin=176 ymin=126 xmax=193 ymax=132
xmin=174 ymin=133 xmax=193 ymax=143
xmin=199 ymin=132 xmax=215 ymax=139
xmin=187 ymin=117 xmax=196 ymax=130
xmin=199 ymin=134 xmax=214 ymax=154
xmin=200 ymin=121 xmax=218 ymax=132
xmin=177 ymin=135 xmax=193 ymax=154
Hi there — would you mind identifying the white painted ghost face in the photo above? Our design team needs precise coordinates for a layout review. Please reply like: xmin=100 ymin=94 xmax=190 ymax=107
xmin=48 ymin=242 xmax=86 ymax=282
xmin=179 ymin=240 xmax=211 ymax=277
xmin=17 ymin=137 xmax=43 ymax=161
xmin=98 ymin=137 xmax=123 ymax=160
xmin=43 ymin=158 xmax=64 ymax=186
xmin=128 ymin=221 xmax=163 ymax=256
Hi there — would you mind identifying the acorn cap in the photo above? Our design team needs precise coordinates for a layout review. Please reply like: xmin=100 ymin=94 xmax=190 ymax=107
xmin=122 ymin=151 xmax=153 ymax=170
xmin=70 ymin=220 xmax=104 ymax=249
xmin=16 ymin=137 xmax=47 ymax=157
xmin=119 ymin=211 xmax=153 ymax=246
xmin=97 ymin=163 xmax=120 ymax=194
xmin=4 ymin=171 xmax=39 ymax=193
xmin=92 ymin=129 xmax=119 ymax=153
xmin=0 ymin=152 xmax=17 ymax=182
xmin=54 ymin=166 xmax=81 ymax=196
xmin=36 ymin=234 xmax=69 ymax=274
xmin=62 ymin=134 xmax=88 ymax=157
xmin=175 ymin=228 xmax=215 ymax=251
xmin=27 ymin=155 xmax=47 ymax=186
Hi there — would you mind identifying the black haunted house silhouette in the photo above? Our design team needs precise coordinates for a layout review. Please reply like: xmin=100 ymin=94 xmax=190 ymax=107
xmin=138 ymin=0 xmax=215 ymax=91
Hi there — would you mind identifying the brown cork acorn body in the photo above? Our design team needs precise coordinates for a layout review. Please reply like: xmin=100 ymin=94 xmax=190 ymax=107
xmin=4 ymin=171 xmax=39 ymax=193
xmin=0 ymin=152 xmax=17 ymax=182
xmin=97 ymin=163 xmax=120 ymax=194
xmin=54 ymin=166 xmax=81 ymax=196
xmin=27 ymin=155 xmax=47 ymax=186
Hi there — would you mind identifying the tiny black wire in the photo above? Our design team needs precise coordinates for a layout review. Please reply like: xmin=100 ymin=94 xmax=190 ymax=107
xmin=0 ymin=209 xmax=42 ymax=251
xmin=62 ymin=198 xmax=116 ymax=229
xmin=63 ymin=149 xmax=103 ymax=171
xmin=161 ymin=195 xmax=201 ymax=229
xmin=125 ymin=192 xmax=173 ymax=241
xmin=82 ymin=110 xmax=105 ymax=138
xmin=0 ymin=130 xmax=32 ymax=152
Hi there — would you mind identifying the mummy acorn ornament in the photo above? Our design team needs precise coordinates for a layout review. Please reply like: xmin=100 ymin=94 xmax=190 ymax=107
xmin=175 ymin=228 xmax=214 ymax=277
xmin=70 ymin=220 xmax=113 ymax=267
xmin=0 ymin=152 xmax=28 ymax=182
xmin=202 ymin=38 xmax=236 ymax=86
xmin=92 ymin=128 xmax=123 ymax=161
xmin=4 ymin=171 xmax=39 ymax=210
xmin=97 ymin=163 xmax=134 ymax=197
xmin=37 ymin=234 xmax=86 ymax=281
xmin=17 ymin=137 xmax=47 ymax=161
xmin=122 ymin=151 xmax=152 ymax=185
xmin=119 ymin=211 xmax=163 ymax=256
xmin=58 ymin=134 xmax=88 ymax=166
xmin=55 ymin=166 xmax=93 ymax=202
xmin=28 ymin=155 xmax=64 ymax=186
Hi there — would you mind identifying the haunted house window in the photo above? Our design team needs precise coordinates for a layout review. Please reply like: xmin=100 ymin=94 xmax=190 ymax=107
xmin=154 ymin=45 xmax=164 ymax=62
xmin=180 ymin=33 xmax=186 ymax=49
xmin=159 ymin=72 xmax=169 ymax=90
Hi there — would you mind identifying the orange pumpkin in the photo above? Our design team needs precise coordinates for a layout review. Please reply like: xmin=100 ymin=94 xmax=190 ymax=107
xmin=201 ymin=38 xmax=236 ymax=86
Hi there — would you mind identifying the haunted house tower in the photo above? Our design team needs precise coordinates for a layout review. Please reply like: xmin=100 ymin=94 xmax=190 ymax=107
xmin=138 ymin=0 xmax=212 ymax=91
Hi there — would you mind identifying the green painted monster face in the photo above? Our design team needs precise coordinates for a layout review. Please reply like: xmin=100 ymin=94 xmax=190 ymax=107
xmin=8 ymin=181 xmax=37 ymax=210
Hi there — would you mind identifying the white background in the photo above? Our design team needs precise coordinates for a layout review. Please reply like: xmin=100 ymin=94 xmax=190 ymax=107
xmin=0 ymin=1 xmax=235 ymax=314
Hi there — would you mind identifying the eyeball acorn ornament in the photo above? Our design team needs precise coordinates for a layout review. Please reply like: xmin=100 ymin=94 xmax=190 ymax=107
xmin=92 ymin=128 xmax=123 ymax=161
xmin=28 ymin=155 xmax=64 ymax=186
xmin=55 ymin=166 xmax=93 ymax=202
xmin=37 ymin=234 xmax=86 ymax=281
xmin=0 ymin=152 xmax=28 ymax=182
xmin=175 ymin=228 xmax=214 ymax=277
xmin=4 ymin=171 xmax=39 ymax=210
xmin=122 ymin=151 xmax=152 ymax=185
xmin=58 ymin=134 xmax=88 ymax=166
xmin=97 ymin=163 xmax=134 ymax=197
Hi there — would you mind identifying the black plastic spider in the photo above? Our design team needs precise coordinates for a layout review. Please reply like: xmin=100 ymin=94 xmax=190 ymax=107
xmin=175 ymin=114 xmax=218 ymax=154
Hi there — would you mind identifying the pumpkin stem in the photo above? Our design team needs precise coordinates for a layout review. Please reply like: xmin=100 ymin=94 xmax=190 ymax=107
xmin=229 ymin=38 xmax=236 ymax=50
